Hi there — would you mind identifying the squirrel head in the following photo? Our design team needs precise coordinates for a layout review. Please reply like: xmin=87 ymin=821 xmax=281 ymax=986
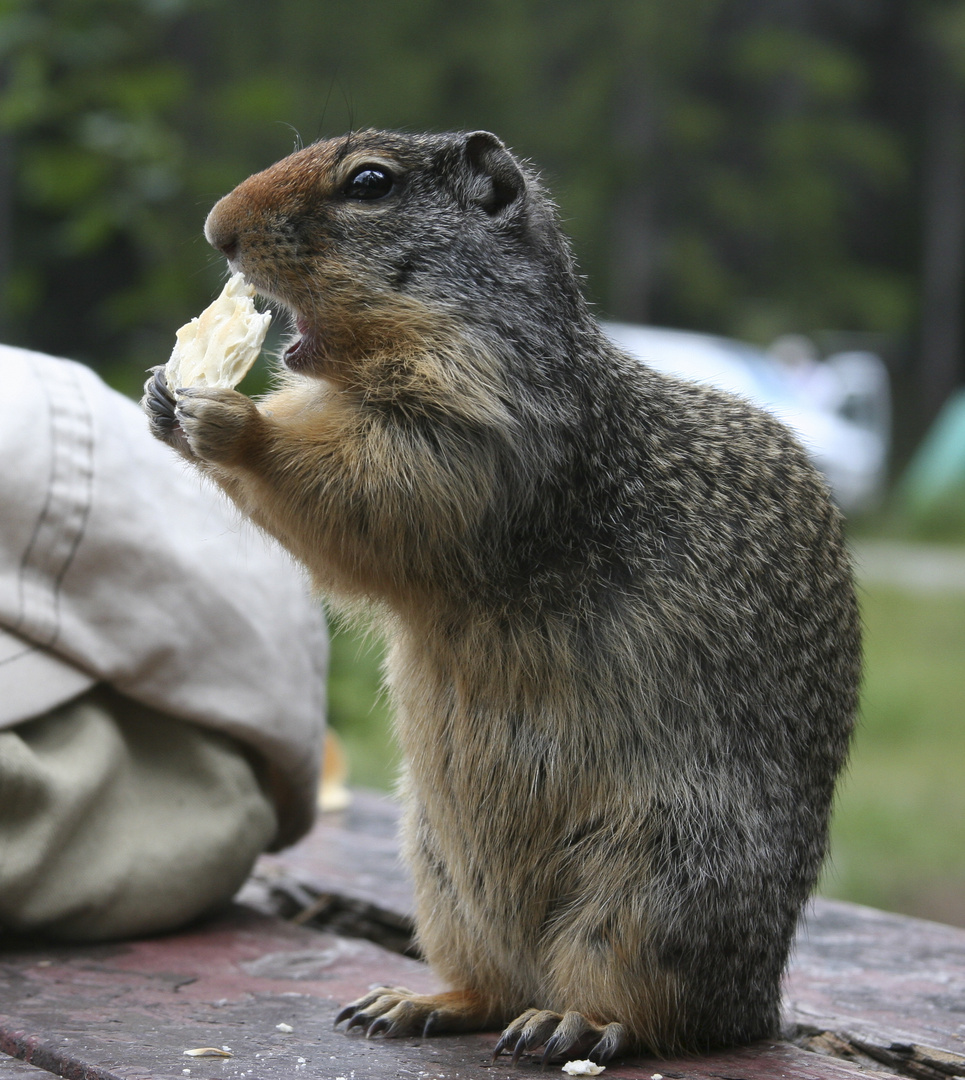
xmin=204 ymin=130 xmax=585 ymax=379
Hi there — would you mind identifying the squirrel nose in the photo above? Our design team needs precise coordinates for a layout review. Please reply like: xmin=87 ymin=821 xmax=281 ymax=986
xmin=204 ymin=202 xmax=240 ymax=261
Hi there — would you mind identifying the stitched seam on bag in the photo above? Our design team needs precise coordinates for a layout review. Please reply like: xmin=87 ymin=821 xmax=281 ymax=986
xmin=14 ymin=358 xmax=95 ymax=650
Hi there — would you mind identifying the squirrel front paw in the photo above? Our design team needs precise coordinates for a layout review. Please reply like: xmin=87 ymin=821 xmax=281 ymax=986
xmin=142 ymin=366 xmax=193 ymax=458
xmin=173 ymin=385 xmax=261 ymax=465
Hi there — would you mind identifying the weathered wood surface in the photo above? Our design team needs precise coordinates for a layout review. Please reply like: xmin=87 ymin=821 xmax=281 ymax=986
xmin=0 ymin=1055 xmax=48 ymax=1078
xmin=1 ymin=790 xmax=963 ymax=1080
xmin=239 ymin=790 xmax=416 ymax=955
xmin=2 ymin=903 xmax=916 ymax=1080
xmin=788 ymin=900 xmax=965 ymax=1080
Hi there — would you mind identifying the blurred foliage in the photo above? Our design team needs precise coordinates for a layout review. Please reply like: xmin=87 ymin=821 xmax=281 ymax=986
xmin=0 ymin=0 xmax=196 ymax=388
xmin=2 ymin=0 xmax=962 ymax=413
xmin=325 ymin=615 xmax=396 ymax=792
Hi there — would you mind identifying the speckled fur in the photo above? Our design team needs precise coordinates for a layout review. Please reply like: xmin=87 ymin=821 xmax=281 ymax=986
xmin=142 ymin=130 xmax=861 ymax=1060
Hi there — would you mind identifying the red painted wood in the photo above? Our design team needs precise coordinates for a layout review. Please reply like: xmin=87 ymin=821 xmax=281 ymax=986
xmin=1 ymin=793 xmax=963 ymax=1079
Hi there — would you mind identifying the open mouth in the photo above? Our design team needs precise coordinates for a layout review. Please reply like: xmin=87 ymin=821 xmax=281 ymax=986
xmin=283 ymin=316 xmax=313 ymax=370
xmin=281 ymin=314 xmax=330 ymax=374
xmin=239 ymin=274 xmax=328 ymax=375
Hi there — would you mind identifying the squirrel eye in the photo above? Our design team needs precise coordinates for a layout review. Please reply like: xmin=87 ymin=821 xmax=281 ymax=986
xmin=343 ymin=166 xmax=395 ymax=200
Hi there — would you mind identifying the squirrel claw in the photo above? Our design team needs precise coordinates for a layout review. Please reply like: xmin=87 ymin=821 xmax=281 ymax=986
xmin=366 ymin=1016 xmax=391 ymax=1038
xmin=335 ymin=986 xmax=409 ymax=1032
xmin=491 ymin=1008 xmax=538 ymax=1061
xmin=142 ymin=366 xmax=176 ymax=425
xmin=494 ymin=1008 xmax=627 ymax=1065
xmin=142 ymin=366 xmax=193 ymax=456
xmin=587 ymin=1021 xmax=628 ymax=1063
xmin=333 ymin=1003 xmax=356 ymax=1028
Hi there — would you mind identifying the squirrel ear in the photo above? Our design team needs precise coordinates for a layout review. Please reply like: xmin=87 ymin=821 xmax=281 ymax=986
xmin=461 ymin=131 xmax=525 ymax=215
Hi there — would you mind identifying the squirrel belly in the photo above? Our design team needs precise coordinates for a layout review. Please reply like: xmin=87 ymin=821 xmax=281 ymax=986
xmin=142 ymin=129 xmax=861 ymax=1063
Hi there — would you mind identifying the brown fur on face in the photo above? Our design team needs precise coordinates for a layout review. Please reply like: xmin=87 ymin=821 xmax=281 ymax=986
xmin=143 ymin=129 xmax=861 ymax=1064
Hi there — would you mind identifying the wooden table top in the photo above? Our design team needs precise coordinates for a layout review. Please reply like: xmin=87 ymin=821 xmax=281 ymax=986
xmin=2 ymin=791 xmax=963 ymax=1080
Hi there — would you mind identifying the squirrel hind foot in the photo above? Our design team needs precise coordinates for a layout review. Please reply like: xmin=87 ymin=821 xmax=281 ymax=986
xmin=492 ymin=1008 xmax=629 ymax=1065
xmin=335 ymin=986 xmax=494 ymax=1040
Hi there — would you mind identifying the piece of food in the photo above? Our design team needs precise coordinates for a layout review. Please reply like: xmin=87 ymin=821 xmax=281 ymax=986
xmin=561 ymin=1062 xmax=606 ymax=1077
xmin=165 ymin=272 xmax=272 ymax=390
xmin=182 ymin=1048 xmax=233 ymax=1058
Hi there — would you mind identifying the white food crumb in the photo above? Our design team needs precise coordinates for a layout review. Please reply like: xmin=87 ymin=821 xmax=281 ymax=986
xmin=562 ymin=1062 xmax=606 ymax=1077
xmin=276 ymin=1022 xmax=294 ymax=1033
xmin=653 ymin=1074 xmax=664 ymax=1079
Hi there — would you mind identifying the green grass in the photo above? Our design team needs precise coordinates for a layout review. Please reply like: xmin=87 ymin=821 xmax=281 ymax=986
xmin=324 ymin=582 xmax=965 ymax=925
xmin=324 ymin=615 xmax=397 ymax=792
xmin=819 ymin=583 xmax=965 ymax=923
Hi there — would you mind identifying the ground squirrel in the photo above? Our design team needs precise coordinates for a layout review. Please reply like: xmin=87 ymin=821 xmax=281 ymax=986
xmin=142 ymin=130 xmax=861 ymax=1065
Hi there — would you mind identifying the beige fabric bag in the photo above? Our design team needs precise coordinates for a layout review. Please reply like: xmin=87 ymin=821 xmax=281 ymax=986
xmin=0 ymin=687 xmax=278 ymax=940
xmin=0 ymin=345 xmax=328 ymax=938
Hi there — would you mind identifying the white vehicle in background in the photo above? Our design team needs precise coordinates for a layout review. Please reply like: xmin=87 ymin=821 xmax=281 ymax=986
xmin=603 ymin=323 xmax=891 ymax=515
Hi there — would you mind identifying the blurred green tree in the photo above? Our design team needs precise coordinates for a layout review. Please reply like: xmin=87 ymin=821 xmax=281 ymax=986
xmin=0 ymin=0 xmax=959 ymax=428
xmin=917 ymin=0 xmax=965 ymax=419
xmin=0 ymin=0 xmax=199 ymax=383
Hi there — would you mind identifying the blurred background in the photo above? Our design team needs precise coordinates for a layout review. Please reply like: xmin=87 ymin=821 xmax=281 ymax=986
xmin=1 ymin=0 xmax=962 ymax=926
